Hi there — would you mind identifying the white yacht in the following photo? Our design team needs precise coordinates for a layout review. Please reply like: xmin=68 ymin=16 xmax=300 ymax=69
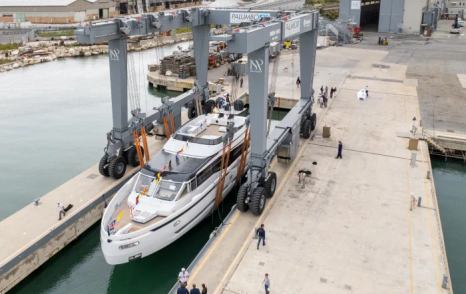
xmin=100 ymin=111 xmax=248 ymax=265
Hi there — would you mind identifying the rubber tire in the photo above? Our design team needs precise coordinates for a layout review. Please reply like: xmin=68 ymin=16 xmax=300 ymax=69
xmin=204 ymin=99 xmax=216 ymax=114
xmin=127 ymin=146 xmax=144 ymax=167
xmin=250 ymin=187 xmax=266 ymax=216
xmin=301 ymin=119 xmax=311 ymax=139
xmin=98 ymin=154 xmax=110 ymax=177
xmin=264 ymin=172 xmax=277 ymax=198
xmin=233 ymin=99 xmax=244 ymax=111
xmin=187 ymin=104 xmax=197 ymax=119
xmin=310 ymin=113 xmax=317 ymax=131
xmin=236 ymin=184 xmax=249 ymax=212
xmin=108 ymin=156 xmax=127 ymax=179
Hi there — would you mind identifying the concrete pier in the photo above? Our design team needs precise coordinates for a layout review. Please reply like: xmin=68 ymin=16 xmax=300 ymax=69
xmin=185 ymin=46 xmax=451 ymax=294
xmin=0 ymin=139 xmax=164 ymax=293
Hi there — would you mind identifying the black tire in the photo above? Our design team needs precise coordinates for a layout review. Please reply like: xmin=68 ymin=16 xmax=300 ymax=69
xmin=310 ymin=113 xmax=317 ymax=131
xmin=108 ymin=156 xmax=127 ymax=179
xmin=250 ymin=187 xmax=266 ymax=216
xmin=301 ymin=119 xmax=311 ymax=139
xmin=204 ymin=99 xmax=216 ymax=114
xmin=236 ymin=184 xmax=249 ymax=212
xmin=98 ymin=154 xmax=110 ymax=177
xmin=187 ymin=104 xmax=197 ymax=119
xmin=233 ymin=99 xmax=244 ymax=111
xmin=126 ymin=146 xmax=143 ymax=167
xmin=264 ymin=172 xmax=277 ymax=198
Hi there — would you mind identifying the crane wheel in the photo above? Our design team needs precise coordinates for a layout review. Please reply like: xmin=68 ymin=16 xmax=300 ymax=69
xmin=127 ymin=146 xmax=143 ymax=167
xmin=108 ymin=156 xmax=127 ymax=179
xmin=187 ymin=104 xmax=197 ymax=119
xmin=233 ymin=99 xmax=244 ymax=111
xmin=310 ymin=113 xmax=317 ymax=131
xmin=250 ymin=187 xmax=266 ymax=216
xmin=301 ymin=119 xmax=311 ymax=139
xmin=204 ymin=99 xmax=216 ymax=114
xmin=236 ymin=184 xmax=249 ymax=212
xmin=264 ymin=172 xmax=277 ymax=198
xmin=98 ymin=154 xmax=110 ymax=177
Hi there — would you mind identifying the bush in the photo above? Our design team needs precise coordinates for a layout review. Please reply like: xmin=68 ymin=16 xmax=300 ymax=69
xmin=0 ymin=58 xmax=12 ymax=65
xmin=0 ymin=43 xmax=20 ymax=51
xmin=36 ymin=30 xmax=75 ymax=38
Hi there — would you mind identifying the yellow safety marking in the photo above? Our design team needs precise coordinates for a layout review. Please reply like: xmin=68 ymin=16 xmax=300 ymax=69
xmin=116 ymin=210 xmax=124 ymax=222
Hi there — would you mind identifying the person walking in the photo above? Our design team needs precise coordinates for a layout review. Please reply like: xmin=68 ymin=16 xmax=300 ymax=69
xmin=201 ymin=284 xmax=208 ymax=294
xmin=336 ymin=141 xmax=343 ymax=159
xmin=296 ymin=77 xmax=301 ymax=88
xmin=190 ymin=284 xmax=201 ymax=294
xmin=365 ymin=86 xmax=369 ymax=98
xmin=177 ymin=284 xmax=189 ymax=294
xmin=256 ymin=224 xmax=266 ymax=249
xmin=178 ymin=268 xmax=190 ymax=286
xmin=240 ymin=77 xmax=244 ymax=88
xmin=263 ymin=273 xmax=270 ymax=294
xmin=323 ymin=94 xmax=328 ymax=108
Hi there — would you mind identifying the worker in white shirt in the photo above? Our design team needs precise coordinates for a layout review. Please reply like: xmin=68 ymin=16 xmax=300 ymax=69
xmin=178 ymin=267 xmax=190 ymax=286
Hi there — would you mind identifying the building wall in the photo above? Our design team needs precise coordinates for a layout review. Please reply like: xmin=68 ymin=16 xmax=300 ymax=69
xmin=0 ymin=0 xmax=116 ymax=24
xmin=402 ymin=0 xmax=424 ymax=33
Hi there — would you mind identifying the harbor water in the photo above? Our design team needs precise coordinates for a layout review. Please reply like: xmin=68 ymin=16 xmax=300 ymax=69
xmin=1 ymin=44 xmax=465 ymax=293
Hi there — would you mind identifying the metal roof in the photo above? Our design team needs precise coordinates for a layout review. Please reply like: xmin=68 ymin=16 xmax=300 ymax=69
xmin=0 ymin=0 xmax=97 ymax=7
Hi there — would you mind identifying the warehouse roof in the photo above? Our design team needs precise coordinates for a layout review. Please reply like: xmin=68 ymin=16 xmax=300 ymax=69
xmin=0 ymin=0 xmax=98 ymax=7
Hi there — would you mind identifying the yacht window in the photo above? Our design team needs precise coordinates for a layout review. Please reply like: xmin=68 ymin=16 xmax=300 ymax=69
xmin=197 ymin=166 xmax=212 ymax=186
xmin=156 ymin=180 xmax=183 ymax=201
xmin=134 ymin=173 xmax=154 ymax=194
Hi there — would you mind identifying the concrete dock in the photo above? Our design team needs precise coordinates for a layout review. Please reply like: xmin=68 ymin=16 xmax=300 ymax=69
xmin=186 ymin=46 xmax=452 ymax=293
xmin=0 ymin=138 xmax=164 ymax=293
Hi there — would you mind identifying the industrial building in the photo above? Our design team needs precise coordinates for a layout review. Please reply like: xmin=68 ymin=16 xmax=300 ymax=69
xmin=0 ymin=0 xmax=117 ymax=24
xmin=339 ymin=0 xmax=441 ymax=34
xmin=115 ymin=0 xmax=201 ymax=14
xmin=444 ymin=0 xmax=465 ymax=18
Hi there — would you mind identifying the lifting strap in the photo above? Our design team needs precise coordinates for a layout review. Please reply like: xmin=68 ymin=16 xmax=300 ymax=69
xmin=162 ymin=115 xmax=171 ymax=139
xmin=236 ymin=127 xmax=250 ymax=185
xmin=215 ymin=140 xmax=232 ymax=208
xmin=140 ymin=127 xmax=150 ymax=161
xmin=132 ymin=131 xmax=145 ymax=168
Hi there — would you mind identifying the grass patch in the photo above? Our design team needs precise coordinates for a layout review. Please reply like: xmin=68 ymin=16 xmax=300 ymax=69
xmin=175 ymin=27 xmax=192 ymax=34
xmin=0 ymin=58 xmax=12 ymax=65
xmin=36 ymin=29 xmax=75 ymax=38
xmin=0 ymin=43 xmax=20 ymax=51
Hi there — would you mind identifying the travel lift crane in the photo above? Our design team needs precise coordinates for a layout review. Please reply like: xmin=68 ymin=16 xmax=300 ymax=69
xmin=75 ymin=8 xmax=319 ymax=216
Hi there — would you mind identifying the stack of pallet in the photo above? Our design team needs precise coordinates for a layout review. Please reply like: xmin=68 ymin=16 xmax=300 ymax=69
xmin=160 ymin=53 xmax=196 ymax=78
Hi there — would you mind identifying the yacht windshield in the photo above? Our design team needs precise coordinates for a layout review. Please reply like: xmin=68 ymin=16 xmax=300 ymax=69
xmin=134 ymin=173 xmax=183 ymax=201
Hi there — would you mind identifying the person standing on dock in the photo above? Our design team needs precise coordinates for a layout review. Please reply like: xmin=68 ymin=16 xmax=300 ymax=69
xmin=336 ymin=141 xmax=343 ymax=159
xmin=201 ymin=284 xmax=208 ymax=294
xmin=57 ymin=202 xmax=65 ymax=220
xmin=263 ymin=273 xmax=270 ymax=294
xmin=190 ymin=284 xmax=201 ymax=294
xmin=296 ymin=76 xmax=301 ymax=88
xmin=178 ymin=268 xmax=189 ymax=286
xmin=256 ymin=224 xmax=266 ymax=249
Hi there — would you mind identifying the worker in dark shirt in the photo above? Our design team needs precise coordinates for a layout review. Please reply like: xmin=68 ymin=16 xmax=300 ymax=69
xmin=190 ymin=284 xmax=201 ymax=294
xmin=201 ymin=284 xmax=208 ymax=294
xmin=336 ymin=141 xmax=343 ymax=159
xmin=256 ymin=224 xmax=266 ymax=249
xmin=177 ymin=284 xmax=189 ymax=294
